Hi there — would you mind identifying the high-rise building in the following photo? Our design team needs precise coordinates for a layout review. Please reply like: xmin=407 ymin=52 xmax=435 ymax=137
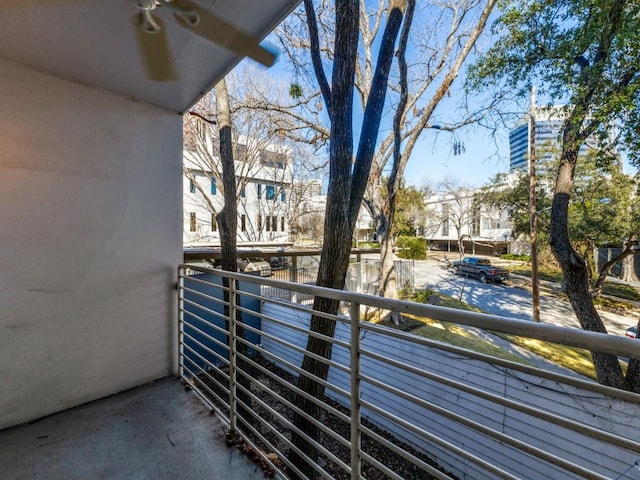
xmin=508 ymin=107 xmax=566 ymax=173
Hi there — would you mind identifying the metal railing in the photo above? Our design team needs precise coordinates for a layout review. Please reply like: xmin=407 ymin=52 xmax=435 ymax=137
xmin=178 ymin=264 xmax=640 ymax=480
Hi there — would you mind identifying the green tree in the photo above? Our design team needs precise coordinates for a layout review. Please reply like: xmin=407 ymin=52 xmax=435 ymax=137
xmin=569 ymin=152 xmax=640 ymax=294
xmin=471 ymin=0 xmax=640 ymax=390
xmin=391 ymin=183 xmax=427 ymax=238
xmin=480 ymin=171 xmax=552 ymax=244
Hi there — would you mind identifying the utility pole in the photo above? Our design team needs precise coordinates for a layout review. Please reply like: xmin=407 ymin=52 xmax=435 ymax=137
xmin=529 ymin=86 xmax=540 ymax=322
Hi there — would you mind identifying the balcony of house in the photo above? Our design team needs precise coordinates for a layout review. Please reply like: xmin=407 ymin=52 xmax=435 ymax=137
xmin=2 ymin=264 xmax=640 ymax=480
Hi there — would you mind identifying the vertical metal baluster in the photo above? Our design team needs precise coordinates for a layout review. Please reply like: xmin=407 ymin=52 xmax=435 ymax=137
xmin=178 ymin=267 xmax=185 ymax=379
xmin=350 ymin=301 xmax=362 ymax=480
xmin=229 ymin=276 xmax=238 ymax=432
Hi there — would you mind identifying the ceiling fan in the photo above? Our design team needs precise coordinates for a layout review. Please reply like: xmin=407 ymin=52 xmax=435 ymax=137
xmin=131 ymin=0 xmax=277 ymax=81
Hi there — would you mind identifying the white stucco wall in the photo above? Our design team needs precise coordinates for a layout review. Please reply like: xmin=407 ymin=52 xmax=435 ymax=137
xmin=0 ymin=60 xmax=183 ymax=429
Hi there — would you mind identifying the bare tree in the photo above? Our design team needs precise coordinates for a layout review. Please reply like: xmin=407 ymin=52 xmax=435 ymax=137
xmin=433 ymin=177 xmax=478 ymax=257
xmin=184 ymin=74 xmax=296 ymax=244
xmin=286 ymin=1 xmax=409 ymax=477
xmin=266 ymin=0 xmax=498 ymax=300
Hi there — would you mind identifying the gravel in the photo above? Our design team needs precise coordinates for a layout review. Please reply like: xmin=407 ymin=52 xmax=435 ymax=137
xmin=197 ymin=355 xmax=458 ymax=480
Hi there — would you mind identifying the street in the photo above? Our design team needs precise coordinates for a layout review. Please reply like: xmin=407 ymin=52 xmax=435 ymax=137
xmin=412 ymin=259 xmax=634 ymax=336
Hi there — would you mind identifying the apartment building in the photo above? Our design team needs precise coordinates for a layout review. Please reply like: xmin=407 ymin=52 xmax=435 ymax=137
xmin=183 ymin=140 xmax=292 ymax=245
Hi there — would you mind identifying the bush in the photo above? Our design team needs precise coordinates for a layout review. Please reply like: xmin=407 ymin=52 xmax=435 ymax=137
xmin=396 ymin=236 xmax=427 ymax=260
xmin=501 ymin=253 xmax=531 ymax=261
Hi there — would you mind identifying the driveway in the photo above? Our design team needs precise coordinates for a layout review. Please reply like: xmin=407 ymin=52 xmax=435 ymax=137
xmin=413 ymin=259 xmax=635 ymax=336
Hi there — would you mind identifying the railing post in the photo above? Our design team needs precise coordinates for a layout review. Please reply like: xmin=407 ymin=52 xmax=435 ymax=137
xmin=291 ymin=257 xmax=298 ymax=303
xmin=350 ymin=300 xmax=362 ymax=480
xmin=229 ymin=276 xmax=238 ymax=431
xmin=177 ymin=267 xmax=185 ymax=379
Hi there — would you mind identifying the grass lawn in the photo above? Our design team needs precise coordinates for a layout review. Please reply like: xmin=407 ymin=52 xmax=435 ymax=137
xmin=395 ymin=288 xmax=624 ymax=380
xmin=508 ymin=263 xmax=640 ymax=308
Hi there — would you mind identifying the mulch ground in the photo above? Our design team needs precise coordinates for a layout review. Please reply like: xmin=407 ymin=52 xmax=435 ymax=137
xmin=193 ymin=355 xmax=458 ymax=480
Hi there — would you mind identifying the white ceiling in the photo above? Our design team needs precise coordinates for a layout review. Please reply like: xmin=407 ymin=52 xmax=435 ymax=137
xmin=0 ymin=0 xmax=299 ymax=113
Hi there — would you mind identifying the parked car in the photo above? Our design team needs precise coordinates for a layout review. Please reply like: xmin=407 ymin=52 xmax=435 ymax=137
xmin=237 ymin=257 xmax=272 ymax=277
xmin=269 ymin=256 xmax=291 ymax=270
xmin=452 ymin=257 xmax=510 ymax=283
xmin=626 ymin=325 xmax=637 ymax=339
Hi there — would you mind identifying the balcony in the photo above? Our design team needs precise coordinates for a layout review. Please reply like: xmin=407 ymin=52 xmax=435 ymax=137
xmin=176 ymin=265 xmax=640 ymax=480
xmin=2 ymin=264 xmax=639 ymax=480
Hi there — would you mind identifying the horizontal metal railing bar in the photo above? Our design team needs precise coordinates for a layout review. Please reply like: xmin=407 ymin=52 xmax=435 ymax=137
xmin=179 ymin=344 xmax=230 ymax=392
xmin=361 ymin=425 xmax=456 ymax=480
xmin=250 ymin=288 xmax=355 ymax=327
xmin=228 ymin=418 xmax=310 ymax=480
xmin=180 ymin=374 xmax=220 ymax=414
xmin=234 ymin=339 xmax=351 ymax=405
xmin=360 ymin=400 xmax=522 ymax=480
xmin=358 ymin=450 xmax=414 ymax=480
xmin=234 ymin=348 xmax=352 ymax=427
xmin=180 ymin=341 xmax=223 ymax=376
xmin=181 ymin=264 xmax=640 ymax=359
xmin=182 ymin=316 xmax=229 ymax=347
xmin=234 ymin=319 xmax=352 ymax=377
xmin=180 ymin=365 xmax=229 ymax=420
xmin=178 ymin=270 xmax=231 ymax=294
xmin=234 ymin=382 xmax=352 ymax=474
xmin=180 ymin=279 xmax=228 ymax=306
xmin=359 ymin=376 xmax=612 ymax=480
xmin=360 ymin=322 xmax=640 ymax=403
xmin=180 ymin=324 xmax=230 ymax=365
xmin=359 ymin=320 xmax=640 ymax=403
xmin=359 ymin=349 xmax=640 ymax=454
xmin=236 ymin=303 xmax=352 ymax=352
xmin=180 ymin=330 xmax=230 ymax=369
xmin=181 ymin=314 xmax=230 ymax=354
xmin=232 ymin=406 xmax=337 ymax=480
xmin=181 ymin=296 xmax=229 ymax=325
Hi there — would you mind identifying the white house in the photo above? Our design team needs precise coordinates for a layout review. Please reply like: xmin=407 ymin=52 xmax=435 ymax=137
xmin=183 ymin=138 xmax=293 ymax=245
xmin=424 ymin=187 xmax=512 ymax=255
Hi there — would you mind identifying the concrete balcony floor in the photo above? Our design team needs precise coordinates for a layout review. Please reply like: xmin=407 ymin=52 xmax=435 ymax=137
xmin=0 ymin=377 xmax=265 ymax=480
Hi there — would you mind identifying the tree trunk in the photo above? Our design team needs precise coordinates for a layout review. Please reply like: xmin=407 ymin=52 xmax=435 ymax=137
xmin=592 ymin=242 xmax=639 ymax=296
xmin=288 ymin=1 xmax=406 ymax=477
xmin=550 ymin=147 xmax=625 ymax=389
xmin=215 ymin=79 xmax=253 ymax=425
xmin=620 ymin=250 xmax=640 ymax=283
xmin=379 ymin=233 xmax=398 ymax=298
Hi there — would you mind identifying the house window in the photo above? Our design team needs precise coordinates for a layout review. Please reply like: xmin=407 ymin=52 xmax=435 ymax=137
xmin=257 ymin=184 xmax=262 ymax=198
xmin=211 ymin=213 xmax=217 ymax=231
xmin=266 ymin=215 xmax=271 ymax=231
xmin=189 ymin=179 xmax=196 ymax=193
xmin=189 ymin=212 xmax=196 ymax=232
xmin=272 ymin=216 xmax=278 ymax=231
xmin=257 ymin=215 xmax=262 ymax=230
xmin=280 ymin=189 xmax=286 ymax=202
xmin=241 ymin=215 xmax=246 ymax=232
xmin=281 ymin=216 xmax=285 ymax=231
xmin=210 ymin=177 xmax=217 ymax=195
xmin=441 ymin=220 xmax=449 ymax=236
xmin=266 ymin=185 xmax=276 ymax=200
xmin=240 ymin=186 xmax=245 ymax=198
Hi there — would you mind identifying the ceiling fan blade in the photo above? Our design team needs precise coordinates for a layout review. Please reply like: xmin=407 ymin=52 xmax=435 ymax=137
xmin=170 ymin=0 xmax=276 ymax=67
xmin=132 ymin=12 xmax=178 ymax=82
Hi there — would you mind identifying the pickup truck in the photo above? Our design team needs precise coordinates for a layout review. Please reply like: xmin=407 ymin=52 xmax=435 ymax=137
xmin=452 ymin=257 xmax=510 ymax=283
